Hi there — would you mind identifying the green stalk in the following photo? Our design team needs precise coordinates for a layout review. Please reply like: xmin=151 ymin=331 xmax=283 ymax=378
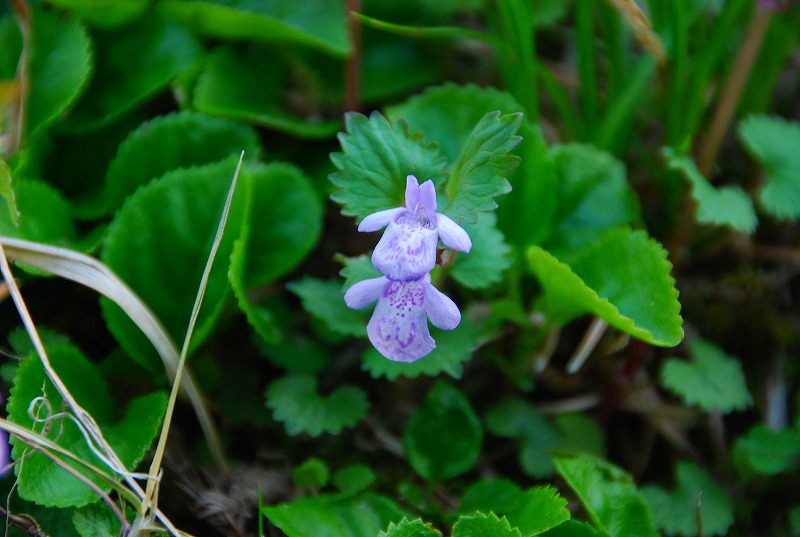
xmin=495 ymin=0 xmax=539 ymax=122
xmin=538 ymin=64 xmax=580 ymax=139
xmin=576 ymin=0 xmax=598 ymax=141
xmin=666 ymin=0 xmax=688 ymax=145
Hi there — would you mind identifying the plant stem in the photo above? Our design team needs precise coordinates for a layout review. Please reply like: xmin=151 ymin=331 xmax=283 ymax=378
xmin=8 ymin=0 xmax=30 ymax=154
xmin=345 ymin=0 xmax=362 ymax=112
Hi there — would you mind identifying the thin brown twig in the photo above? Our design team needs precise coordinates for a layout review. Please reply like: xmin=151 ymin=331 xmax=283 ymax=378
xmin=345 ymin=0 xmax=362 ymax=112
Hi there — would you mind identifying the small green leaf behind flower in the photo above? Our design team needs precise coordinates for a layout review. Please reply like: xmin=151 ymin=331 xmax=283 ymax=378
xmin=380 ymin=518 xmax=443 ymax=537
xmin=452 ymin=513 xmax=522 ymax=537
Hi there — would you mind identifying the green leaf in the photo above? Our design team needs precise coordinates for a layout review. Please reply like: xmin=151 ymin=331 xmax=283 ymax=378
xmin=265 ymin=374 xmax=369 ymax=436
xmin=733 ymin=424 xmax=800 ymax=476
xmin=42 ymin=0 xmax=150 ymax=28
xmin=527 ymin=227 xmax=684 ymax=347
xmin=451 ymin=212 xmax=513 ymax=289
xmin=554 ymin=413 xmax=606 ymax=459
xmin=544 ymin=145 xmax=642 ymax=259
xmin=403 ymin=381 xmax=482 ymax=481
xmin=7 ymin=343 xmax=167 ymax=507
xmin=661 ymin=339 xmax=752 ymax=412
xmin=0 ymin=179 xmax=76 ymax=245
xmin=790 ymin=505 xmax=800 ymax=536
xmin=362 ymin=319 xmax=476 ymax=380
xmin=157 ymin=0 xmax=350 ymax=57
xmin=641 ymin=461 xmax=733 ymax=537
xmin=72 ymin=502 xmax=125 ymax=537
xmin=338 ymin=254 xmax=382 ymax=291
xmin=554 ymin=455 xmax=658 ymax=537
xmin=380 ymin=518 xmax=443 ymax=537
xmin=256 ymin=330 xmax=332 ymax=375
xmin=104 ymin=110 xmax=261 ymax=212
xmin=287 ymin=277 xmax=371 ymax=338
xmin=330 ymin=111 xmax=447 ymax=222
xmin=0 ymin=8 xmax=92 ymax=136
xmin=452 ymin=513 xmax=523 ymax=537
xmin=460 ymin=480 xmax=570 ymax=536
xmin=738 ymin=115 xmax=800 ymax=220
xmin=63 ymin=15 xmax=203 ymax=132
xmin=332 ymin=464 xmax=376 ymax=496
xmin=292 ymin=458 xmax=330 ymax=489
xmin=540 ymin=520 xmax=611 ymax=537
xmin=230 ymin=162 xmax=323 ymax=343
xmin=443 ymin=111 xmax=521 ymax=224
xmin=192 ymin=45 xmax=341 ymax=139
xmin=664 ymin=148 xmax=757 ymax=233
xmin=263 ymin=492 xmax=409 ymax=537
xmin=101 ymin=157 xmax=243 ymax=373
xmin=0 ymin=160 xmax=18 ymax=225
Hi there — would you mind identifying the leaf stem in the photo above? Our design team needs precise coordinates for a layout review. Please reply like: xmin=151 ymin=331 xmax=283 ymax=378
xmin=345 ymin=1 xmax=362 ymax=112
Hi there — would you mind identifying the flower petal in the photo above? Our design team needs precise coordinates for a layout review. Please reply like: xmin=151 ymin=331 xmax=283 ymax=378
xmin=435 ymin=213 xmax=472 ymax=252
xmin=372 ymin=217 xmax=438 ymax=281
xmin=405 ymin=175 xmax=420 ymax=211
xmin=424 ymin=281 xmax=461 ymax=330
xmin=344 ymin=276 xmax=389 ymax=309
xmin=367 ymin=279 xmax=435 ymax=362
xmin=358 ymin=207 xmax=406 ymax=232
xmin=418 ymin=179 xmax=438 ymax=216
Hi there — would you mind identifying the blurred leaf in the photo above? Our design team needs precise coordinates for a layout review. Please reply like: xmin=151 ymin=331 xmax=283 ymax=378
xmin=443 ymin=111 xmax=521 ymax=223
xmin=790 ymin=505 xmax=800 ymax=536
xmin=528 ymin=228 xmax=684 ymax=347
xmin=63 ymin=15 xmax=202 ymax=132
xmin=158 ymin=0 xmax=350 ymax=56
xmin=733 ymin=424 xmax=800 ymax=476
xmin=544 ymin=145 xmax=641 ymax=259
xmin=362 ymin=319 xmax=476 ymax=380
xmin=661 ymin=339 xmax=752 ymax=412
xmin=0 ymin=179 xmax=76 ymax=245
xmin=664 ymin=148 xmax=757 ymax=233
xmin=361 ymin=38 xmax=439 ymax=105
xmin=265 ymin=374 xmax=369 ymax=436
xmin=333 ymin=464 xmax=376 ymax=496
xmin=292 ymin=457 xmax=330 ymax=489
xmin=460 ymin=480 xmax=570 ymax=536
xmin=7 ymin=343 xmax=166 ymax=507
xmin=257 ymin=331 xmax=332 ymax=375
xmin=554 ymin=413 xmax=606 ymax=459
xmin=193 ymin=45 xmax=341 ymax=139
xmin=380 ymin=518 xmax=443 ymax=537
xmin=72 ymin=503 xmax=124 ymax=537
xmin=642 ymin=461 xmax=733 ymax=537
xmin=101 ymin=157 xmax=243 ymax=373
xmin=403 ymin=381 xmax=482 ymax=481
xmin=263 ymin=492 xmax=409 ymax=537
xmin=540 ymin=520 xmax=611 ymax=537
xmin=451 ymin=513 xmax=522 ymax=537
xmin=0 ymin=160 xmax=17 ymax=225
xmin=738 ymin=115 xmax=800 ymax=221
xmin=230 ymin=162 xmax=323 ymax=344
xmin=104 ymin=110 xmax=260 ymax=212
xmin=451 ymin=212 xmax=513 ymax=289
xmin=330 ymin=111 xmax=447 ymax=222
xmin=555 ymin=455 xmax=658 ymax=537
xmin=288 ymin=277 xmax=371 ymax=338
xmin=338 ymin=254 xmax=382 ymax=291
xmin=531 ymin=0 xmax=571 ymax=27
xmin=42 ymin=0 xmax=150 ymax=28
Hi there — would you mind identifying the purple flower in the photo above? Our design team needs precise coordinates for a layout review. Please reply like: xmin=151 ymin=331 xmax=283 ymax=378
xmin=344 ymin=274 xmax=461 ymax=362
xmin=359 ymin=175 xmax=472 ymax=282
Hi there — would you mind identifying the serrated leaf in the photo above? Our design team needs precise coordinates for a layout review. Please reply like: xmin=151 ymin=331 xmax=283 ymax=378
xmin=460 ymin=480 xmax=570 ymax=536
xmin=380 ymin=518 xmax=443 ymax=537
xmin=403 ymin=381 xmax=482 ymax=481
xmin=63 ymin=15 xmax=202 ymax=132
xmin=72 ymin=503 xmax=124 ymax=537
xmin=104 ymin=110 xmax=261 ymax=212
xmin=664 ymin=148 xmax=757 ymax=233
xmin=263 ymin=492 xmax=409 ymax=537
xmin=661 ymin=339 xmax=752 ymax=412
xmin=361 ymin=319 xmax=476 ymax=380
xmin=544 ymin=145 xmax=642 ymax=258
xmin=287 ymin=277 xmax=371 ymax=338
xmin=555 ymin=455 xmax=658 ymax=537
xmin=101 ymin=157 xmax=244 ymax=373
xmin=738 ymin=115 xmax=800 ymax=220
xmin=7 ymin=343 xmax=167 ymax=507
xmin=157 ymin=0 xmax=350 ymax=57
xmin=330 ymin=111 xmax=447 ymax=222
xmin=733 ymin=424 xmax=800 ymax=476
xmin=452 ymin=513 xmax=522 ymax=537
xmin=528 ymin=228 xmax=683 ymax=347
xmin=292 ymin=457 xmax=330 ymax=489
xmin=0 ymin=179 xmax=76 ymax=245
xmin=451 ymin=212 xmax=513 ymax=289
xmin=230 ymin=162 xmax=323 ymax=344
xmin=192 ymin=45 xmax=341 ymax=139
xmin=338 ymin=254 xmax=382 ymax=291
xmin=443 ymin=111 xmax=521 ymax=224
xmin=333 ymin=464 xmax=376 ymax=496
xmin=384 ymin=83 xmax=554 ymax=248
xmin=265 ymin=374 xmax=369 ymax=436
xmin=641 ymin=462 xmax=733 ymax=537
